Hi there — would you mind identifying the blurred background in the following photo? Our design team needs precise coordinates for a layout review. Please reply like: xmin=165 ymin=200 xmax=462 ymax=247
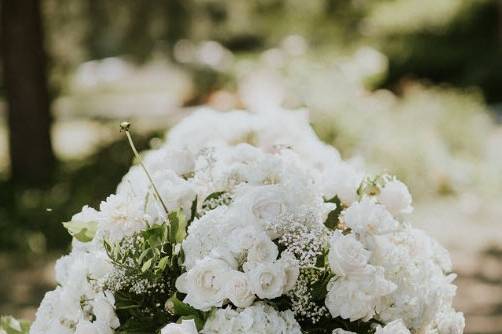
xmin=0 ymin=0 xmax=502 ymax=332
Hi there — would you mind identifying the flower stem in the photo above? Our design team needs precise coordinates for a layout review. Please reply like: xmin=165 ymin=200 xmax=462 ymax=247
xmin=121 ymin=122 xmax=169 ymax=215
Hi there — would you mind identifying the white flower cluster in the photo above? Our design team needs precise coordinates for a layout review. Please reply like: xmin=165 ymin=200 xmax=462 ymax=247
xmin=30 ymin=107 xmax=464 ymax=334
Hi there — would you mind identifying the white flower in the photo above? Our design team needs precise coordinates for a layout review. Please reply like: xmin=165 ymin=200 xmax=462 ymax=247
xmin=225 ymin=271 xmax=256 ymax=308
xmin=322 ymin=162 xmax=363 ymax=204
xmin=332 ymin=329 xmax=356 ymax=334
xmin=325 ymin=266 xmax=396 ymax=321
xmin=98 ymin=194 xmax=147 ymax=241
xmin=342 ymin=197 xmax=399 ymax=235
xmin=247 ymin=235 xmax=279 ymax=264
xmin=153 ymin=169 xmax=197 ymax=214
xmin=161 ymin=319 xmax=198 ymax=334
xmin=277 ymin=252 xmax=300 ymax=292
xmin=176 ymin=257 xmax=231 ymax=311
xmin=328 ymin=231 xmax=370 ymax=276
xmin=232 ymin=185 xmax=287 ymax=231
xmin=436 ymin=310 xmax=465 ymax=334
xmin=378 ymin=180 xmax=413 ymax=216
xmin=74 ymin=320 xmax=99 ymax=334
xmin=202 ymin=302 xmax=302 ymax=334
xmin=375 ymin=320 xmax=411 ymax=334
xmin=246 ymin=262 xmax=287 ymax=299
xmin=91 ymin=292 xmax=120 ymax=331
xmin=146 ymin=147 xmax=195 ymax=177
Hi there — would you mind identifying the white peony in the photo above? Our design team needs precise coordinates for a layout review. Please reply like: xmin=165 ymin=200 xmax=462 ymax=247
xmin=246 ymin=262 xmax=287 ymax=299
xmin=328 ymin=231 xmax=370 ymax=276
xmin=161 ymin=319 xmax=198 ymax=334
xmin=377 ymin=180 xmax=413 ymax=216
xmin=176 ymin=257 xmax=231 ymax=311
xmin=325 ymin=266 xmax=396 ymax=321
xmin=375 ymin=320 xmax=411 ymax=334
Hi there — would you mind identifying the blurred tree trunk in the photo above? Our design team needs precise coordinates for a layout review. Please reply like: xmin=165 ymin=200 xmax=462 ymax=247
xmin=1 ymin=0 xmax=55 ymax=186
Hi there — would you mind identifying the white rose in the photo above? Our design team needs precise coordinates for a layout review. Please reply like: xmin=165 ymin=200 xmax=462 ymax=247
xmin=342 ymin=197 xmax=399 ymax=235
xmin=176 ymin=258 xmax=230 ymax=310
xmin=378 ymin=180 xmax=413 ymax=216
xmin=225 ymin=271 xmax=256 ymax=308
xmin=328 ymin=231 xmax=370 ymax=276
xmin=252 ymin=193 xmax=284 ymax=221
xmin=161 ymin=319 xmax=198 ymax=334
xmin=278 ymin=252 xmax=300 ymax=292
xmin=375 ymin=320 xmax=410 ymax=334
xmin=235 ymin=185 xmax=286 ymax=223
xmin=246 ymin=262 xmax=286 ymax=299
xmin=247 ymin=235 xmax=279 ymax=264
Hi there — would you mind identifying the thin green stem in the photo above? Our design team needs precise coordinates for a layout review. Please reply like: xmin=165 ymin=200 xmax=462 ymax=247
xmin=121 ymin=122 xmax=169 ymax=215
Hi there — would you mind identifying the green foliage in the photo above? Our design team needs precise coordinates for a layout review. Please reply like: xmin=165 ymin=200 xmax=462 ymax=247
xmin=324 ymin=196 xmax=343 ymax=230
xmin=0 ymin=316 xmax=30 ymax=334
xmin=165 ymin=294 xmax=209 ymax=331
xmin=63 ymin=220 xmax=98 ymax=242
xmin=104 ymin=210 xmax=192 ymax=333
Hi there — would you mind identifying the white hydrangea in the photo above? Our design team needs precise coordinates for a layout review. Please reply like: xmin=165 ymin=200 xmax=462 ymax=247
xmin=202 ymin=303 xmax=302 ymax=334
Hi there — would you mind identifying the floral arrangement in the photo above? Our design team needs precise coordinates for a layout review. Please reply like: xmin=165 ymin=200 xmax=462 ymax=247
xmin=28 ymin=108 xmax=464 ymax=334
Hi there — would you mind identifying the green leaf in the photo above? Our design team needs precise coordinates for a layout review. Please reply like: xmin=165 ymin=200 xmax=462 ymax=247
xmin=0 ymin=316 xmax=31 ymax=334
xmin=62 ymin=220 xmax=98 ymax=242
xmin=311 ymin=272 xmax=335 ymax=301
xmin=166 ymin=294 xmax=201 ymax=318
xmin=157 ymin=256 xmax=169 ymax=271
xmin=188 ymin=196 xmax=198 ymax=224
xmin=324 ymin=196 xmax=343 ymax=230
xmin=141 ymin=258 xmax=153 ymax=272
xmin=168 ymin=210 xmax=187 ymax=244
xmin=204 ymin=191 xmax=226 ymax=202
